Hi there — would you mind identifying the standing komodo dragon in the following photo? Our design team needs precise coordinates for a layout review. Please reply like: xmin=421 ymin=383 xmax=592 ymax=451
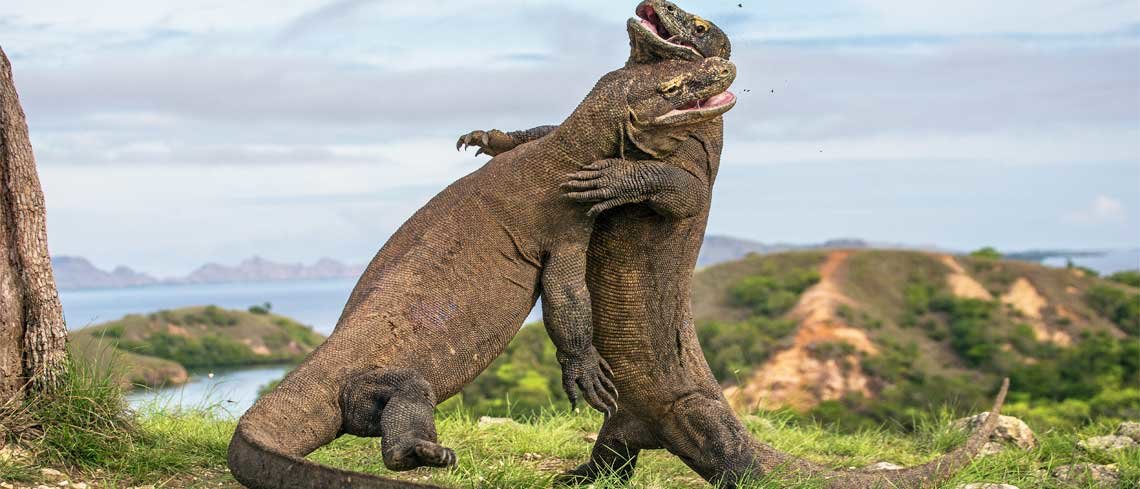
xmin=459 ymin=1 xmax=1011 ymax=488
xmin=227 ymin=56 xmax=739 ymax=488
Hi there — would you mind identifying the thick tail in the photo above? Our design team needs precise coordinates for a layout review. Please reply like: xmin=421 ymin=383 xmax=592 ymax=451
xmin=228 ymin=419 xmax=446 ymax=489
xmin=793 ymin=378 xmax=1010 ymax=489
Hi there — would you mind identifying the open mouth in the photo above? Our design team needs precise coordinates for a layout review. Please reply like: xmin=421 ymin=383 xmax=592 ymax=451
xmin=634 ymin=5 xmax=700 ymax=55
xmin=667 ymin=91 xmax=736 ymax=117
xmin=678 ymin=91 xmax=736 ymax=111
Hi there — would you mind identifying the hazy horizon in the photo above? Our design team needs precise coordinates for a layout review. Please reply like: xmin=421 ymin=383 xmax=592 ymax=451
xmin=3 ymin=0 xmax=1137 ymax=275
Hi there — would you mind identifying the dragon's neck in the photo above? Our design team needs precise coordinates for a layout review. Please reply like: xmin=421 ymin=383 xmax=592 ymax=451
xmin=544 ymin=80 xmax=626 ymax=169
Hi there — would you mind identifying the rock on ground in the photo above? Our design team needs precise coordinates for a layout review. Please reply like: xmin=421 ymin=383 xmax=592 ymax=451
xmin=1117 ymin=421 xmax=1140 ymax=442
xmin=957 ymin=484 xmax=1019 ymax=489
xmin=1052 ymin=463 xmax=1120 ymax=486
xmin=477 ymin=416 xmax=517 ymax=428
xmin=864 ymin=462 xmax=904 ymax=471
xmin=953 ymin=413 xmax=1036 ymax=452
xmin=1078 ymin=434 xmax=1137 ymax=452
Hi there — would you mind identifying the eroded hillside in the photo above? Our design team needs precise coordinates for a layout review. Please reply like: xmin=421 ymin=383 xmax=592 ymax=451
xmin=693 ymin=249 xmax=1138 ymax=426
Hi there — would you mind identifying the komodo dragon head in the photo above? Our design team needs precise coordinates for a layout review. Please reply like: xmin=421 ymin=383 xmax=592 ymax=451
xmin=628 ymin=0 xmax=732 ymax=64
xmin=622 ymin=56 xmax=737 ymax=158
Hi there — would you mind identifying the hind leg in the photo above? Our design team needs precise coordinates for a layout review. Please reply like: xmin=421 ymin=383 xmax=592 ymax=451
xmin=340 ymin=368 xmax=457 ymax=471
xmin=554 ymin=411 xmax=660 ymax=486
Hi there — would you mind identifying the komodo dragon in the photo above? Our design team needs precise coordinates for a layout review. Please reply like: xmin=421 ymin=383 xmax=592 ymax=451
xmin=459 ymin=2 xmax=1012 ymax=488
xmin=227 ymin=57 xmax=739 ymax=489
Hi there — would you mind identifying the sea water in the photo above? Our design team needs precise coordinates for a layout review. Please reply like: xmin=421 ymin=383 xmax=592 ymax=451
xmin=60 ymin=279 xmax=542 ymax=417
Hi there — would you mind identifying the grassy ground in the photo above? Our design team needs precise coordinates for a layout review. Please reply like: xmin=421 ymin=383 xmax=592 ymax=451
xmin=3 ymin=402 xmax=1137 ymax=488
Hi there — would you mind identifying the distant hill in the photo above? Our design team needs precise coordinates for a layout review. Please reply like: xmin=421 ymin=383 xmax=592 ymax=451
xmin=696 ymin=235 xmax=945 ymax=268
xmin=53 ymin=238 xmax=1132 ymax=290
xmin=180 ymin=256 xmax=364 ymax=285
xmin=53 ymin=256 xmax=365 ymax=290
xmin=52 ymin=256 xmax=159 ymax=290
xmin=71 ymin=306 xmax=326 ymax=388
xmin=691 ymin=249 xmax=1138 ymax=427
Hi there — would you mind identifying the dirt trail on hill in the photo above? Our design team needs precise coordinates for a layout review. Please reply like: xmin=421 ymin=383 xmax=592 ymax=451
xmin=939 ymin=255 xmax=994 ymax=300
xmin=725 ymin=251 xmax=878 ymax=411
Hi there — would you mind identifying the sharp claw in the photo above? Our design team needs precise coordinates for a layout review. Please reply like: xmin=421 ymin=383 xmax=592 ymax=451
xmin=476 ymin=148 xmax=486 ymax=157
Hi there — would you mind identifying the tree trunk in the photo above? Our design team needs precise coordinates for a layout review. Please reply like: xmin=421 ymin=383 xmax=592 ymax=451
xmin=0 ymin=45 xmax=68 ymax=402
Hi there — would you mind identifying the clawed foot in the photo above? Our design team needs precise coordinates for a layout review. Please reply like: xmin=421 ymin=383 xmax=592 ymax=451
xmin=413 ymin=440 xmax=457 ymax=468
xmin=455 ymin=129 xmax=515 ymax=157
xmin=560 ymin=159 xmax=642 ymax=217
xmin=385 ymin=439 xmax=457 ymax=471
xmin=552 ymin=465 xmax=595 ymax=487
xmin=558 ymin=347 xmax=619 ymax=416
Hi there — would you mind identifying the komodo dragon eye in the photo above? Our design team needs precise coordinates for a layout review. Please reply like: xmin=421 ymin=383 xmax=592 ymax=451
xmin=658 ymin=76 xmax=684 ymax=96
xmin=693 ymin=18 xmax=710 ymax=35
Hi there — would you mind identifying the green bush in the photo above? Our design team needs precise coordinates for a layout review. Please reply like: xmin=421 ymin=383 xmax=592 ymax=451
xmin=697 ymin=318 xmax=791 ymax=382
xmin=930 ymin=296 xmax=1003 ymax=369
xmin=100 ymin=324 xmax=125 ymax=339
xmin=969 ymin=247 xmax=1003 ymax=260
xmin=1010 ymin=331 xmax=1140 ymax=403
xmin=1108 ymin=270 xmax=1140 ymax=288
xmin=728 ymin=269 xmax=819 ymax=317
xmin=121 ymin=332 xmax=258 ymax=369
xmin=1086 ymin=284 xmax=1139 ymax=335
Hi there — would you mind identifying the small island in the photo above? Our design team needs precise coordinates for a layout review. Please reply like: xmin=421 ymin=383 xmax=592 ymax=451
xmin=70 ymin=305 xmax=326 ymax=389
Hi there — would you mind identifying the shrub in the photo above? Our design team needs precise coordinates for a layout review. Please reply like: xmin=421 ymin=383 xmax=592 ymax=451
xmin=1108 ymin=270 xmax=1140 ymax=288
xmin=121 ymin=332 xmax=258 ymax=368
xmin=1086 ymin=285 xmax=1140 ymax=335
xmin=728 ymin=269 xmax=819 ymax=318
xmin=969 ymin=247 xmax=1003 ymax=260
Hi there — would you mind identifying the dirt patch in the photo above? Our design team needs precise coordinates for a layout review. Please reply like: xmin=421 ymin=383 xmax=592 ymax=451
xmin=726 ymin=251 xmax=878 ymax=412
xmin=166 ymin=324 xmax=191 ymax=337
xmin=939 ymin=255 xmax=993 ymax=300
xmin=1002 ymin=278 xmax=1071 ymax=346
xmin=1002 ymin=278 xmax=1046 ymax=319
xmin=242 ymin=339 xmax=272 ymax=356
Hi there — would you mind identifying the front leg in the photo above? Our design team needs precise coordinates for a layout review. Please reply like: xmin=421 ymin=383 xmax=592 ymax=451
xmin=541 ymin=248 xmax=618 ymax=416
xmin=456 ymin=125 xmax=558 ymax=157
xmin=561 ymin=158 xmax=709 ymax=219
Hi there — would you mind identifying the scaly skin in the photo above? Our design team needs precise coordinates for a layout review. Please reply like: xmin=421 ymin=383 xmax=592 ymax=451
xmin=465 ymin=2 xmax=1013 ymax=488
xmin=227 ymin=57 xmax=738 ymax=489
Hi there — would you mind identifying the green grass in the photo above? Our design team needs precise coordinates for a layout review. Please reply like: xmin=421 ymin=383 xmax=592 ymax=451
xmin=4 ymin=397 xmax=1137 ymax=488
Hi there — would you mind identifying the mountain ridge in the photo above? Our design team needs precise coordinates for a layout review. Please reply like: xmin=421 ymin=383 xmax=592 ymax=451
xmin=53 ymin=237 xmax=1130 ymax=290
xmin=52 ymin=255 xmax=365 ymax=290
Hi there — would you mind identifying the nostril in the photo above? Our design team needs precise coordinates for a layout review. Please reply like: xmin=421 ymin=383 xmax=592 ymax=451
xmin=666 ymin=5 xmax=675 ymax=12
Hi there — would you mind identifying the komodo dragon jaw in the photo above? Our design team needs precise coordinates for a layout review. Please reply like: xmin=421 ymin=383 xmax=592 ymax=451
xmin=628 ymin=0 xmax=732 ymax=63
xmin=625 ymin=57 xmax=736 ymax=158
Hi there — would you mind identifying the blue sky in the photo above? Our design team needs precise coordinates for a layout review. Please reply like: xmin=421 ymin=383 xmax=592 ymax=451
xmin=2 ymin=0 xmax=1137 ymax=275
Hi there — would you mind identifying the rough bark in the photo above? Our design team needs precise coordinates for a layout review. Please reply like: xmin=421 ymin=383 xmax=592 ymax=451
xmin=0 ymin=45 xmax=68 ymax=401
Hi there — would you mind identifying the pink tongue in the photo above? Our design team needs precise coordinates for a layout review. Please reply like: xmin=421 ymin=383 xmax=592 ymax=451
xmin=640 ymin=19 xmax=656 ymax=31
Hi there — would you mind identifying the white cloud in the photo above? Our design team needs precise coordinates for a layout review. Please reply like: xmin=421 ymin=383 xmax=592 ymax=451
xmin=4 ymin=0 xmax=1137 ymax=271
xmin=1064 ymin=195 xmax=1128 ymax=223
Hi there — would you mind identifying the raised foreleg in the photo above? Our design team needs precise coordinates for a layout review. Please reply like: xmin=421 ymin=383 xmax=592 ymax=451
xmin=562 ymin=136 xmax=714 ymax=219
xmin=456 ymin=125 xmax=559 ymax=156
xmin=340 ymin=368 xmax=457 ymax=471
